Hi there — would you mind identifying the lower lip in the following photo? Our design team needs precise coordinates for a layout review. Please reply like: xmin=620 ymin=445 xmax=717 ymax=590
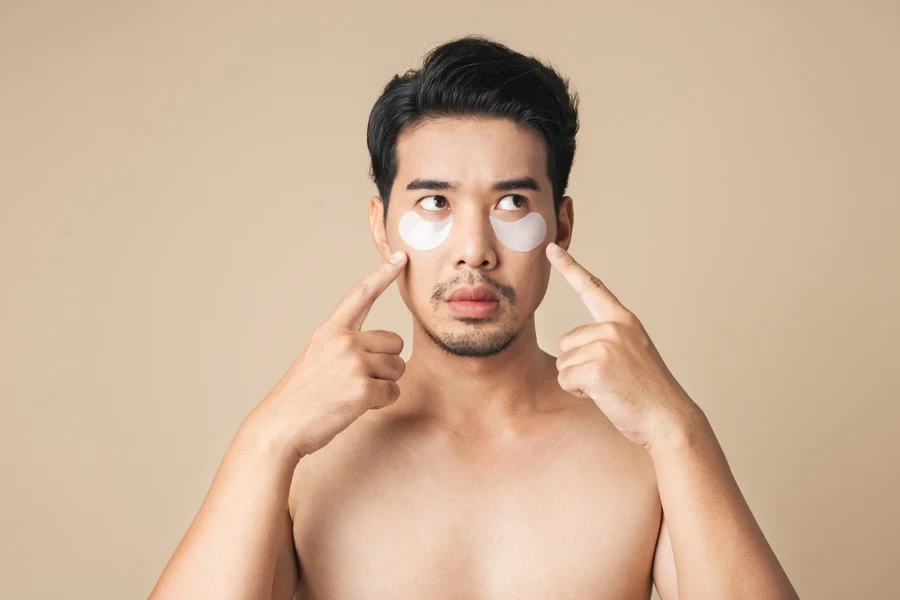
xmin=448 ymin=300 xmax=500 ymax=317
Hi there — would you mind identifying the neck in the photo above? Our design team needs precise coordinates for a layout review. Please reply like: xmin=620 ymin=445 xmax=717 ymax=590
xmin=398 ymin=314 xmax=561 ymax=433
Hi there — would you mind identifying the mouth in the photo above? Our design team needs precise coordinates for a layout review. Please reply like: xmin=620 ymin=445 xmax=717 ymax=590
xmin=446 ymin=286 xmax=501 ymax=317
xmin=447 ymin=299 xmax=500 ymax=317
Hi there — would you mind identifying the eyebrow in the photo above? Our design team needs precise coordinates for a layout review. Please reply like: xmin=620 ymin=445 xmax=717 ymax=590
xmin=405 ymin=176 xmax=542 ymax=193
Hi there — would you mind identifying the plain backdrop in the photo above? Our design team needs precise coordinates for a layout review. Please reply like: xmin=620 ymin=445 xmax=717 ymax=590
xmin=2 ymin=1 xmax=898 ymax=598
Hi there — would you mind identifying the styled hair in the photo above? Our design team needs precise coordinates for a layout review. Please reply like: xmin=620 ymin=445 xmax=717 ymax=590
xmin=366 ymin=35 xmax=580 ymax=223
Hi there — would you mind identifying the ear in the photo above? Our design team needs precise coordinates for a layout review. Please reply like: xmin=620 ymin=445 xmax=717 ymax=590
xmin=554 ymin=195 xmax=574 ymax=251
xmin=369 ymin=195 xmax=392 ymax=259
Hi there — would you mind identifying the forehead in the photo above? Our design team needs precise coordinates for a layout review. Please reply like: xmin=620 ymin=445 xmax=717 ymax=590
xmin=393 ymin=117 xmax=549 ymax=192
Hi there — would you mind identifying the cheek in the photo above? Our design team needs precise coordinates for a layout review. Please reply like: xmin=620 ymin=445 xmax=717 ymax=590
xmin=489 ymin=213 xmax=547 ymax=252
xmin=398 ymin=210 xmax=454 ymax=251
xmin=396 ymin=252 xmax=440 ymax=308
xmin=511 ymin=249 xmax=553 ymax=308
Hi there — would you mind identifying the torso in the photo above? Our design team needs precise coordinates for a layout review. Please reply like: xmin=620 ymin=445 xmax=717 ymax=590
xmin=287 ymin=389 xmax=663 ymax=599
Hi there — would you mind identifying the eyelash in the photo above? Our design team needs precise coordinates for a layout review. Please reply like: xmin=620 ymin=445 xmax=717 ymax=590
xmin=419 ymin=194 xmax=528 ymax=211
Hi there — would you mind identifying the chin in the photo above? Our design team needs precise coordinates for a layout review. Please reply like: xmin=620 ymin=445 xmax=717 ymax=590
xmin=419 ymin=317 xmax=526 ymax=358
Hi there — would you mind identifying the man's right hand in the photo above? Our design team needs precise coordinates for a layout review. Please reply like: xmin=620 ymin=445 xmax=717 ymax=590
xmin=244 ymin=250 xmax=409 ymax=461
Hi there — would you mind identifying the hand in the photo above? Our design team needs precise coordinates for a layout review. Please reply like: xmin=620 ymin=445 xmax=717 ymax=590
xmin=546 ymin=242 xmax=698 ymax=451
xmin=245 ymin=250 xmax=409 ymax=460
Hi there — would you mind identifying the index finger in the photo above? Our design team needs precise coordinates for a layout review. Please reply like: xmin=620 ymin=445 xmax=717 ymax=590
xmin=546 ymin=242 xmax=624 ymax=322
xmin=327 ymin=250 xmax=407 ymax=331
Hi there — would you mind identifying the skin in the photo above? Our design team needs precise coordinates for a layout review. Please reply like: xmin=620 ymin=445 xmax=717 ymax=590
xmin=287 ymin=116 xmax=667 ymax=599
xmin=148 ymin=116 xmax=798 ymax=600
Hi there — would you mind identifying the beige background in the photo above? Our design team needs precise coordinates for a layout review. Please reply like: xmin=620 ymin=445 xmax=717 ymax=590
xmin=2 ymin=1 xmax=898 ymax=598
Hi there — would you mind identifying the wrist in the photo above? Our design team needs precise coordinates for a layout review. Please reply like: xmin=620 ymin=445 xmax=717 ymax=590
xmin=236 ymin=407 xmax=304 ymax=466
xmin=646 ymin=397 xmax=712 ymax=459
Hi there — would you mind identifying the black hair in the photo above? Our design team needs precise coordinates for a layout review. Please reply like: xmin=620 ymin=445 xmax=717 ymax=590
xmin=366 ymin=34 xmax=580 ymax=224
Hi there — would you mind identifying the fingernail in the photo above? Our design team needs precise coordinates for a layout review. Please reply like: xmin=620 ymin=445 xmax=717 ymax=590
xmin=548 ymin=243 xmax=563 ymax=256
xmin=389 ymin=251 xmax=406 ymax=265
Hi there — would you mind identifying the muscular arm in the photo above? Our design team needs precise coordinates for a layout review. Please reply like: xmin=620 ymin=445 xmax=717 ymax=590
xmin=148 ymin=416 xmax=301 ymax=600
xmin=648 ymin=409 xmax=799 ymax=599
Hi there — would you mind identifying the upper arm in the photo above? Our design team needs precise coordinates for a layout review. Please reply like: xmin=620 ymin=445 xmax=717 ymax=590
xmin=270 ymin=504 xmax=300 ymax=600
xmin=652 ymin=509 xmax=678 ymax=600
xmin=272 ymin=463 xmax=308 ymax=600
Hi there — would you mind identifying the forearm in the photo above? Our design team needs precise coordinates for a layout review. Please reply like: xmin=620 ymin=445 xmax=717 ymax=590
xmin=149 ymin=418 xmax=300 ymax=600
xmin=649 ymin=407 xmax=798 ymax=599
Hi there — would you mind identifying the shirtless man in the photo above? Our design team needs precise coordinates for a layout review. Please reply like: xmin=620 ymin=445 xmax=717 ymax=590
xmin=149 ymin=35 xmax=798 ymax=599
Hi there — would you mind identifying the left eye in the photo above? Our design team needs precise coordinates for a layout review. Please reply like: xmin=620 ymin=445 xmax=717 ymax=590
xmin=497 ymin=195 xmax=527 ymax=211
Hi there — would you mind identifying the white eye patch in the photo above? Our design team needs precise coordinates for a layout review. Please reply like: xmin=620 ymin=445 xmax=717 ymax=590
xmin=397 ymin=210 xmax=547 ymax=253
xmin=489 ymin=213 xmax=547 ymax=252
xmin=398 ymin=210 xmax=455 ymax=250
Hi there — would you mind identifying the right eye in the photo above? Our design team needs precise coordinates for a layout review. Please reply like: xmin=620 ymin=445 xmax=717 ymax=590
xmin=420 ymin=196 xmax=449 ymax=212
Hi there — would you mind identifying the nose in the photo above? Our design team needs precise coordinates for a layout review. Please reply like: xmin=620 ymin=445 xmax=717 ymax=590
xmin=449 ymin=205 xmax=498 ymax=270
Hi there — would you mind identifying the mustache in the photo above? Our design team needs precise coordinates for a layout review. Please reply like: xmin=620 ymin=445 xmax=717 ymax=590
xmin=431 ymin=273 xmax=517 ymax=305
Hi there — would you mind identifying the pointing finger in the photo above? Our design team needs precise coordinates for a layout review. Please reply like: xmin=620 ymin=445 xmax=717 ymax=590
xmin=328 ymin=250 xmax=407 ymax=331
xmin=546 ymin=242 xmax=624 ymax=322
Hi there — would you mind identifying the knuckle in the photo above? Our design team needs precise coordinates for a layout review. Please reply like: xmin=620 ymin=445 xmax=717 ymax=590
xmin=357 ymin=378 xmax=375 ymax=411
xmin=377 ymin=262 xmax=394 ymax=278
xmin=580 ymin=274 xmax=602 ymax=294
xmin=351 ymin=376 xmax=371 ymax=400
xmin=559 ymin=341 xmax=576 ymax=356
xmin=621 ymin=310 xmax=641 ymax=327
xmin=346 ymin=352 xmax=367 ymax=376
xmin=586 ymin=359 xmax=605 ymax=377
xmin=310 ymin=324 xmax=329 ymax=343
xmin=602 ymin=320 xmax=624 ymax=340
xmin=348 ymin=279 xmax=370 ymax=299
xmin=594 ymin=341 xmax=612 ymax=359
xmin=638 ymin=331 xmax=653 ymax=350
xmin=334 ymin=333 xmax=356 ymax=353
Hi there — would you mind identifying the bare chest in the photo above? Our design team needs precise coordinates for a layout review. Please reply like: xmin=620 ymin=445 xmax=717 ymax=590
xmin=291 ymin=425 xmax=662 ymax=600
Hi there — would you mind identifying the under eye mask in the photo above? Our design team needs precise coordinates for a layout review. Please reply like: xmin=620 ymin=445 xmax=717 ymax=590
xmin=489 ymin=213 xmax=547 ymax=252
xmin=398 ymin=211 xmax=455 ymax=251
xmin=398 ymin=210 xmax=548 ymax=253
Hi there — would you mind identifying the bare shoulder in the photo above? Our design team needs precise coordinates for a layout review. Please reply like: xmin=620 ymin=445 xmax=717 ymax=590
xmin=287 ymin=409 xmax=384 ymax=520
xmin=558 ymin=398 xmax=660 ymax=504
xmin=552 ymin=394 xmax=658 ymax=471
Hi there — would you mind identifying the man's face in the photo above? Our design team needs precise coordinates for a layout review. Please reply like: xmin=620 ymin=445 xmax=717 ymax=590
xmin=372 ymin=116 xmax=572 ymax=358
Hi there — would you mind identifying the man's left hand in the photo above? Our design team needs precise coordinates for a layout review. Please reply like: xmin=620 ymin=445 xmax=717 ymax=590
xmin=546 ymin=242 xmax=701 ymax=451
